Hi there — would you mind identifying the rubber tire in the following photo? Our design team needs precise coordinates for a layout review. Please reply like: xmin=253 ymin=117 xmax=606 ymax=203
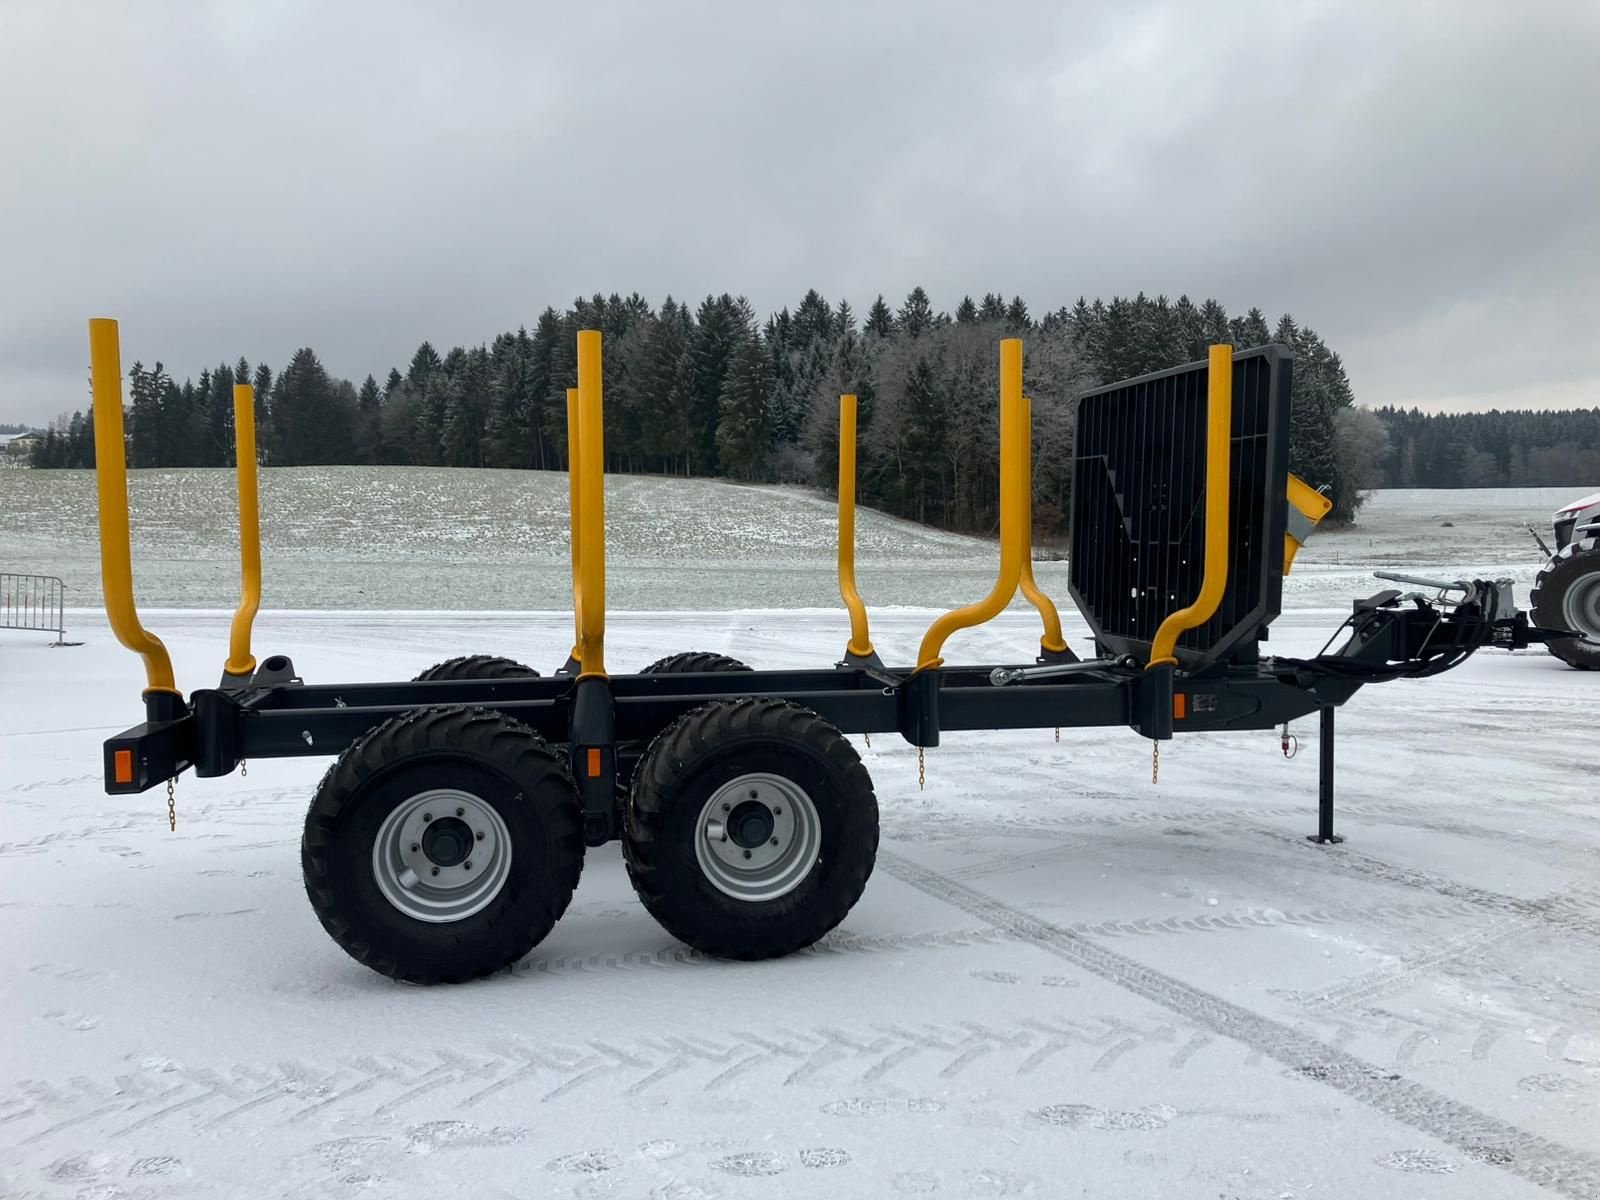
xmin=301 ymin=706 xmax=584 ymax=983
xmin=1531 ymin=538 xmax=1600 ymax=670
xmin=412 ymin=655 xmax=540 ymax=682
xmin=640 ymin=651 xmax=752 ymax=675
xmin=623 ymin=697 xmax=878 ymax=960
xmin=617 ymin=652 xmax=755 ymax=796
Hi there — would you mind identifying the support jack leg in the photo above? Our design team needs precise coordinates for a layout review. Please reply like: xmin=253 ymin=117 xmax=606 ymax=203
xmin=1307 ymin=704 xmax=1343 ymax=845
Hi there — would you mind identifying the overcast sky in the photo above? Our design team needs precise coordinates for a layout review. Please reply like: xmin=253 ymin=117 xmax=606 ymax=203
xmin=3 ymin=0 xmax=1597 ymax=428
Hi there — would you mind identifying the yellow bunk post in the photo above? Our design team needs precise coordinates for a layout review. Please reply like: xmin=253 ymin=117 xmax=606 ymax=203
xmin=222 ymin=384 xmax=261 ymax=685
xmin=560 ymin=386 xmax=583 ymax=675
xmin=89 ymin=317 xmax=181 ymax=717
xmin=915 ymin=337 xmax=1027 ymax=671
xmin=1016 ymin=395 xmax=1073 ymax=663
xmin=574 ymin=332 xmax=606 ymax=679
xmin=1147 ymin=345 xmax=1234 ymax=669
xmin=837 ymin=393 xmax=879 ymax=666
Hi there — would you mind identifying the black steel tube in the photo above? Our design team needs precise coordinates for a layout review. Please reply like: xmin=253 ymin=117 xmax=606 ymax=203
xmin=1308 ymin=705 xmax=1344 ymax=845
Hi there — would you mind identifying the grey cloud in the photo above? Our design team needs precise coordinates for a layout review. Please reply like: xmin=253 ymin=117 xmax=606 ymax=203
xmin=2 ymin=0 xmax=1597 ymax=426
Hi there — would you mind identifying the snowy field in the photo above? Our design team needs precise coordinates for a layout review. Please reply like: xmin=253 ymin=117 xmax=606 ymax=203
xmin=2 ymin=480 xmax=1598 ymax=1198
xmin=0 ymin=467 xmax=1579 ymax=612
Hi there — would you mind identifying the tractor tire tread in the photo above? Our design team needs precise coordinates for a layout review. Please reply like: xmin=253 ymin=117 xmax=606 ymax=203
xmin=301 ymin=704 xmax=583 ymax=984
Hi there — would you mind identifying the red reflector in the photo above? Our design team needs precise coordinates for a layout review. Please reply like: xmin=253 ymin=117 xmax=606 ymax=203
xmin=586 ymin=748 xmax=602 ymax=778
xmin=113 ymin=749 xmax=134 ymax=784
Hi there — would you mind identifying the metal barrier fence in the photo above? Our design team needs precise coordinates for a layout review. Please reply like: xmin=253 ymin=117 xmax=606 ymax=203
xmin=1 ymin=573 xmax=69 ymax=644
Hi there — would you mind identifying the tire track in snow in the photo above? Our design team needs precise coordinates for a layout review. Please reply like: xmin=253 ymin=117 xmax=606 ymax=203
xmin=877 ymin=848 xmax=1600 ymax=1200
xmin=1 ymin=1008 xmax=1585 ymax=1156
xmin=1277 ymin=917 xmax=1527 ymax=1015
xmin=504 ymin=899 xmax=1486 ymax=979
xmin=1243 ymin=827 xmax=1600 ymax=943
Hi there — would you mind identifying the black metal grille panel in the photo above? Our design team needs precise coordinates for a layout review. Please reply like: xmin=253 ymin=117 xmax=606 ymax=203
xmin=1068 ymin=346 xmax=1292 ymax=668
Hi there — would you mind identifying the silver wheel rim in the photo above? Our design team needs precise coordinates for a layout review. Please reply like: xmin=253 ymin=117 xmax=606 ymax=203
xmin=371 ymin=788 xmax=512 ymax=923
xmin=1563 ymin=571 xmax=1600 ymax=641
xmin=694 ymin=772 xmax=821 ymax=902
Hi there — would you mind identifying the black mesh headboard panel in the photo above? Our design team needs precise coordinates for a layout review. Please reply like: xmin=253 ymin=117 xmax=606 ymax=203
xmin=1068 ymin=345 xmax=1292 ymax=669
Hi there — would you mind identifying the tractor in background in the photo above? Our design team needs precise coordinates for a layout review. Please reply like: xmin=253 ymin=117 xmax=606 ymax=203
xmin=1531 ymin=491 xmax=1600 ymax=669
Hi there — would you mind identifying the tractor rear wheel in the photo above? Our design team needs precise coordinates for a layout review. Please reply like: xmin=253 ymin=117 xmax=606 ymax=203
xmin=1531 ymin=538 xmax=1600 ymax=670
xmin=301 ymin=706 xmax=583 ymax=983
xmin=412 ymin=655 xmax=540 ymax=682
xmin=623 ymin=697 xmax=878 ymax=960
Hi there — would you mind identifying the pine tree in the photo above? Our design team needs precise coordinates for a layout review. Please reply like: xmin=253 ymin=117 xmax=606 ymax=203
xmin=689 ymin=294 xmax=742 ymax=474
xmin=715 ymin=333 xmax=773 ymax=481
xmin=251 ymin=364 xmax=273 ymax=459
xmin=833 ymin=299 xmax=855 ymax=338
xmin=864 ymin=295 xmax=896 ymax=338
xmin=127 ymin=361 xmax=158 ymax=467
xmin=407 ymin=342 xmax=442 ymax=390
xmin=272 ymin=348 xmax=353 ymax=465
xmin=355 ymin=374 xmax=382 ymax=464
xmin=1173 ymin=295 xmax=1205 ymax=362
xmin=792 ymin=289 xmax=833 ymax=347
xmin=955 ymin=296 xmax=979 ymax=325
xmin=1198 ymin=298 xmax=1231 ymax=351
xmin=899 ymin=353 xmax=946 ymax=524
xmin=898 ymin=286 xmax=935 ymax=338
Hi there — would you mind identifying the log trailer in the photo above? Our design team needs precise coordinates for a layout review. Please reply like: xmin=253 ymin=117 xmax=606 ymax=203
xmin=87 ymin=319 xmax=1560 ymax=982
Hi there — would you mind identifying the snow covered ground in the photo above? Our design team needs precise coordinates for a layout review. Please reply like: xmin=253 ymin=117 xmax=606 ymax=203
xmin=0 ymin=466 xmax=1579 ymax=612
xmin=2 ymin=481 xmax=1598 ymax=1198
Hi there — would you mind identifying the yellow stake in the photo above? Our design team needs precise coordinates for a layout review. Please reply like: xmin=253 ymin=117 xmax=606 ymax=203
xmin=1148 ymin=345 xmax=1234 ymax=669
xmin=574 ymin=332 xmax=607 ymax=678
xmin=917 ymin=339 xmax=1026 ymax=670
xmin=89 ymin=318 xmax=179 ymax=698
xmin=565 ymin=386 xmax=582 ymax=669
xmin=837 ymin=393 xmax=876 ymax=661
xmin=223 ymin=383 xmax=261 ymax=680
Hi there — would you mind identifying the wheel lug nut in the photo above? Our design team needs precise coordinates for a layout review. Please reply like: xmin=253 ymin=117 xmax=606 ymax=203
xmin=456 ymin=808 xmax=464 ymax=817
xmin=774 ymin=807 xmax=782 ymax=815
xmin=431 ymin=866 xmax=440 ymax=876
xmin=771 ymin=837 xmax=779 ymax=845
xmin=743 ymin=850 xmax=752 ymax=859
xmin=423 ymin=813 xmax=432 ymax=822
xmin=464 ymin=860 xmax=472 ymax=870
xmin=722 ymin=803 xmax=730 ymax=812
xmin=475 ymin=831 xmax=485 ymax=841
xmin=749 ymin=789 xmax=758 ymax=799
xmin=410 ymin=843 xmax=420 ymax=852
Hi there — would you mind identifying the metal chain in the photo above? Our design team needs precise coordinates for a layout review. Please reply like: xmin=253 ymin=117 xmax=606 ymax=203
xmin=918 ymin=746 xmax=925 ymax=791
xmin=1054 ymin=727 xmax=1060 ymax=744
xmin=863 ymin=733 xmax=871 ymax=749
xmin=1152 ymin=741 xmax=1160 ymax=785
xmin=166 ymin=778 xmax=176 ymax=831
xmin=240 ymin=759 xmax=248 ymax=777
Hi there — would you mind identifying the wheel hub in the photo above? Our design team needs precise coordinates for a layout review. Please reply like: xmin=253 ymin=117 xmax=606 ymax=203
xmin=421 ymin=815 xmax=473 ymax=867
xmin=372 ymin=788 xmax=512 ymax=923
xmin=696 ymin=772 xmax=821 ymax=902
xmin=727 ymin=800 xmax=775 ymax=848
xmin=1564 ymin=571 xmax=1600 ymax=640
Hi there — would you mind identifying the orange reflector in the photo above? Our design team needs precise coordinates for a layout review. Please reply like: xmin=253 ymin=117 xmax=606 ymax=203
xmin=1173 ymin=693 xmax=1188 ymax=721
xmin=586 ymin=748 xmax=602 ymax=778
xmin=113 ymin=749 xmax=134 ymax=784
